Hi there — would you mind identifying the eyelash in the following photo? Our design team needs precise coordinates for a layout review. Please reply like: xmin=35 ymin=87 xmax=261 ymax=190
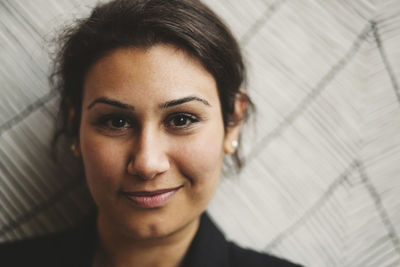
xmin=97 ymin=114 xmax=133 ymax=131
xmin=96 ymin=112 xmax=200 ymax=132
xmin=165 ymin=112 xmax=199 ymax=129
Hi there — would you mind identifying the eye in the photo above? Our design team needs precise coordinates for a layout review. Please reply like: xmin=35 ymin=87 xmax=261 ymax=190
xmin=166 ymin=113 xmax=199 ymax=129
xmin=107 ymin=117 xmax=130 ymax=129
xmin=97 ymin=115 xmax=132 ymax=130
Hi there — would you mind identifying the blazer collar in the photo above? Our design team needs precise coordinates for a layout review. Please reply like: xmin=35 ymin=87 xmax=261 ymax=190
xmin=181 ymin=213 xmax=229 ymax=267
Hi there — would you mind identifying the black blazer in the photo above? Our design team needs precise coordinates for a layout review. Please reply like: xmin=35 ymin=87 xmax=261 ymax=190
xmin=0 ymin=213 xmax=302 ymax=267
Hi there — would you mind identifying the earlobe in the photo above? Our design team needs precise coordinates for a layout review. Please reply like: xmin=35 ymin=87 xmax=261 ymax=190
xmin=70 ymin=143 xmax=81 ymax=157
xmin=223 ymin=124 xmax=241 ymax=154
xmin=223 ymin=92 xmax=247 ymax=154
xmin=224 ymin=139 xmax=238 ymax=154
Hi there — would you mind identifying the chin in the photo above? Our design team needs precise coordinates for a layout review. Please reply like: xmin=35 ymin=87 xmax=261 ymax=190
xmin=106 ymin=204 xmax=198 ymax=241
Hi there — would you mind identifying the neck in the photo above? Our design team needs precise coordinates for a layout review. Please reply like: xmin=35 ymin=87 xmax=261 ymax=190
xmin=93 ymin=214 xmax=200 ymax=267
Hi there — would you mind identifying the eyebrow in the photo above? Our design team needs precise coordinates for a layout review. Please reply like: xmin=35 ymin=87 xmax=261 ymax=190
xmin=87 ymin=97 xmax=134 ymax=110
xmin=87 ymin=95 xmax=211 ymax=111
xmin=160 ymin=96 xmax=211 ymax=109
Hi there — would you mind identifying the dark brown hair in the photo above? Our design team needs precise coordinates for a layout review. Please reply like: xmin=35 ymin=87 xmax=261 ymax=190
xmin=51 ymin=0 xmax=253 ymax=169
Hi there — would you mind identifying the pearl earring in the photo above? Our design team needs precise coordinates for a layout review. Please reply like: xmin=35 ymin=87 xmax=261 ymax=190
xmin=232 ymin=140 xmax=238 ymax=149
xmin=70 ymin=143 xmax=80 ymax=157
xmin=71 ymin=144 xmax=77 ymax=152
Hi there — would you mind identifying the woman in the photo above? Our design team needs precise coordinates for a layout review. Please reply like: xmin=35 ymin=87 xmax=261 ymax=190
xmin=1 ymin=0 xmax=301 ymax=266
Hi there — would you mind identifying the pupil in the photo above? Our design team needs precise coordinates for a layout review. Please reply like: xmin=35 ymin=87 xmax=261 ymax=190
xmin=112 ymin=119 xmax=125 ymax=128
xmin=175 ymin=116 xmax=187 ymax=126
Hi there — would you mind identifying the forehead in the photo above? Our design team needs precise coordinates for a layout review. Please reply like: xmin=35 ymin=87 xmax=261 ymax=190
xmin=83 ymin=44 xmax=218 ymax=106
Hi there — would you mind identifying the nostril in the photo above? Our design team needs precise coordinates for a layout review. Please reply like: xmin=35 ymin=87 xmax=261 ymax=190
xmin=126 ymin=152 xmax=170 ymax=180
xmin=132 ymin=171 xmax=158 ymax=180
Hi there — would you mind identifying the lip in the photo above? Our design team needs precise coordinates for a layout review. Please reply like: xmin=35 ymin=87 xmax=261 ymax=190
xmin=121 ymin=186 xmax=183 ymax=208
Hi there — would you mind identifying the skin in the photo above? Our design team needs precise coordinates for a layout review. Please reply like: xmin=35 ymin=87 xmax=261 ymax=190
xmin=78 ymin=44 xmax=244 ymax=267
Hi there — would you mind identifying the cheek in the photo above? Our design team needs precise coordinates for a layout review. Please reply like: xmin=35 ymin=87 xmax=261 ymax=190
xmin=175 ymin=124 xmax=225 ymax=186
xmin=79 ymin=128 xmax=127 ymax=192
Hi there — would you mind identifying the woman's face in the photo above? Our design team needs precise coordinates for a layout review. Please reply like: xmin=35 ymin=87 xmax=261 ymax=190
xmin=79 ymin=44 xmax=239 ymax=240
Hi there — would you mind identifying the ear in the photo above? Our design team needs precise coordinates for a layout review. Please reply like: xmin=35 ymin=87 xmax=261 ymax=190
xmin=223 ymin=92 xmax=247 ymax=154
xmin=68 ymin=107 xmax=81 ymax=157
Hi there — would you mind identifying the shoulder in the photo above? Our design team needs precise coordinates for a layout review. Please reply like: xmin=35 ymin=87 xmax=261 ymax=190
xmin=226 ymin=241 xmax=303 ymax=267
xmin=0 ymin=231 xmax=70 ymax=266
xmin=184 ymin=213 xmax=303 ymax=267
xmin=0 ymin=216 xmax=96 ymax=267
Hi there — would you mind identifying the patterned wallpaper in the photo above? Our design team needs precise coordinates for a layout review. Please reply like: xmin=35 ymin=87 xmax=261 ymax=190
xmin=1 ymin=1 xmax=400 ymax=266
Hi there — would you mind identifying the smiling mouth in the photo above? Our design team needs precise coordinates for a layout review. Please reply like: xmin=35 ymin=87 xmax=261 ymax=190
xmin=121 ymin=186 xmax=183 ymax=208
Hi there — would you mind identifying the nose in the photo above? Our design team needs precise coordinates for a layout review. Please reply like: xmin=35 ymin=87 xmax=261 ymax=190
xmin=126 ymin=127 xmax=170 ymax=180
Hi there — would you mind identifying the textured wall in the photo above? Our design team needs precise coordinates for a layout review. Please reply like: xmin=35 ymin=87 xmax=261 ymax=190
xmin=1 ymin=0 xmax=400 ymax=266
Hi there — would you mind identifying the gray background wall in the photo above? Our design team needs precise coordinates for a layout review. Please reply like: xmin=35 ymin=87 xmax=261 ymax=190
xmin=1 ymin=1 xmax=400 ymax=266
